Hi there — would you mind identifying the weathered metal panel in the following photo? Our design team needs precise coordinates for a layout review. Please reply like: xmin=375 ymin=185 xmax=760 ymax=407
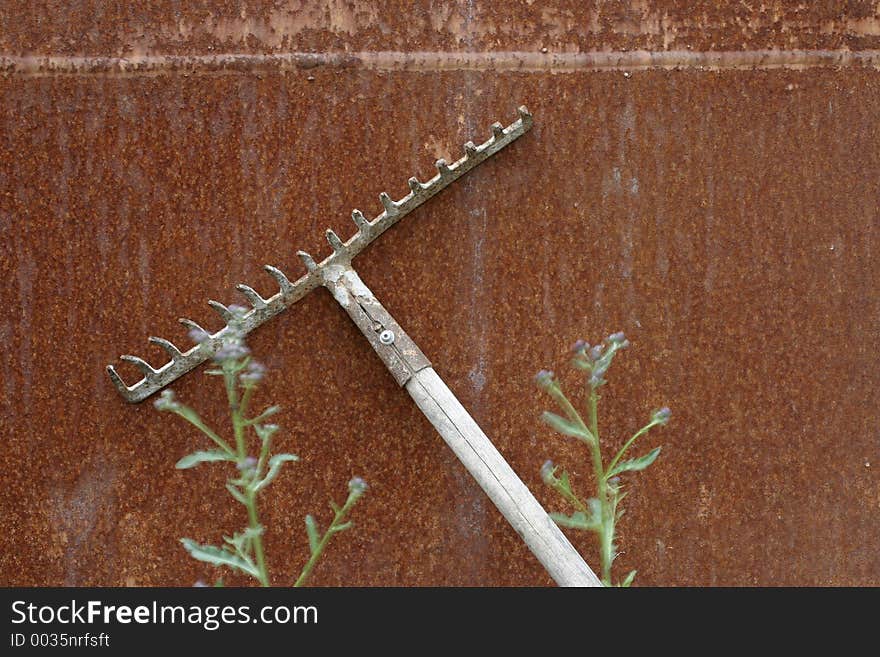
xmin=1 ymin=3 xmax=878 ymax=586
xmin=4 ymin=2 xmax=880 ymax=55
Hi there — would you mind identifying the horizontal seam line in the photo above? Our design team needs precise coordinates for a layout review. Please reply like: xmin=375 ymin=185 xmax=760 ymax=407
xmin=2 ymin=49 xmax=880 ymax=77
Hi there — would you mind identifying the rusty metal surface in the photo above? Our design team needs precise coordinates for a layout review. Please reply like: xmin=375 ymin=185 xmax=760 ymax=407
xmin=3 ymin=1 xmax=880 ymax=56
xmin=2 ymin=4 xmax=879 ymax=586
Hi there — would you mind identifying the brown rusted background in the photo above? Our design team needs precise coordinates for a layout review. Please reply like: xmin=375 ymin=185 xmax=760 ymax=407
xmin=1 ymin=2 xmax=878 ymax=586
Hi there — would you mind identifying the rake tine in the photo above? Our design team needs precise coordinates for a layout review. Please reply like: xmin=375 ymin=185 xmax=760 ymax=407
xmin=148 ymin=336 xmax=184 ymax=361
xmin=297 ymin=250 xmax=318 ymax=272
xmin=179 ymin=317 xmax=209 ymax=338
xmin=491 ymin=122 xmax=505 ymax=140
xmin=106 ymin=364 xmax=130 ymax=394
xmin=464 ymin=141 xmax=479 ymax=158
xmin=236 ymin=284 xmax=268 ymax=310
xmin=351 ymin=209 xmax=370 ymax=233
xmin=379 ymin=192 xmax=399 ymax=217
xmin=207 ymin=300 xmax=234 ymax=322
xmin=326 ymin=229 xmax=346 ymax=254
xmin=264 ymin=265 xmax=293 ymax=296
xmin=517 ymin=105 xmax=533 ymax=127
xmin=435 ymin=158 xmax=451 ymax=177
xmin=407 ymin=177 xmax=423 ymax=194
xmin=120 ymin=354 xmax=159 ymax=377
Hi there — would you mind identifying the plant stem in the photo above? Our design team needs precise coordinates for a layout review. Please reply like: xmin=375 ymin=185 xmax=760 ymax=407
xmin=226 ymin=370 xmax=246 ymax=458
xmin=256 ymin=431 xmax=272 ymax=477
xmin=244 ymin=488 xmax=270 ymax=586
xmin=240 ymin=385 xmax=255 ymax=418
xmin=588 ymin=388 xmax=613 ymax=586
xmin=294 ymin=495 xmax=356 ymax=587
xmin=588 ymin=388 xmax=600 ymax=450
xmin=226 ymin=365 xmax=270 ymax=587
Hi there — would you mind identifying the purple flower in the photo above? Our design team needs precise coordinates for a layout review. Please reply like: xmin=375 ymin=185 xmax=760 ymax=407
xmin=572 ymin=339 xmax=588 ymax=353
xmin=153 ymin=389 xmax=179 ymax=412
xmin=237 ymin=456 xmax=258 ymax=472
xmin=188 ymin=327 xmax=211 ymax=344
xmin=589 ymin=344 xmax=604 ymax=361
xmin=652 ymin=407 xmax=672 ymax=425
xmin=240 ymin=360 xmax=266 ymax=385
xmin=608 ymin=331 xmax=626 ymax=345
xmin=535 ymin=369 xmax=555 ymax=389
xmin=227 ymin=304 xmax=249 ymax=318
xmin=541 ymin=460 xmax=556 ymax=485
xmin=348 ymin=476 xmax=368 ymax=497
xmin=213 ymin=342 xmax=251 ymax=362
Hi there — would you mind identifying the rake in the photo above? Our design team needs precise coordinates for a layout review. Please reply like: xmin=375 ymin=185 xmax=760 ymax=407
xmin=107 ymin=106 xmax=601 ymax=587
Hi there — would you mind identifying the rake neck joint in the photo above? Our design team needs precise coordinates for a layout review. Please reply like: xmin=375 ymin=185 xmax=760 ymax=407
xmin=322 ymin=265 xmax=431 ymax=387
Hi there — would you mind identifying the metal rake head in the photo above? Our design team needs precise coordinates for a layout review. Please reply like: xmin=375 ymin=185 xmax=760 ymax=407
xmin=107 ymin=106 xmax=533 ymax=402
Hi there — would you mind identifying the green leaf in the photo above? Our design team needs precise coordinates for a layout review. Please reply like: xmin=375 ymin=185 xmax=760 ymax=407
xmin=179 ymin=538 xmax=259 ymax=578
xmin=606 ymin=446 xmax=661 ymax=478
xmin=254 ymin=453 xmax=299 ymax=492
xmin=613 ymin=490 xmax=629 ymax=521
xmin=547 ymin=467 xmax=584 ymax=510
xmin=550 ymin=510 xmax=600 ymax=531
xmin=254 ymin=424 xmax=279 ymax=442
xmin=226 ymin=526 xmax=260 ymax=544
xmin=175 ymin=450 xmax=234 ymax=469
xmin=621 ymin=570 xmax=637 ymax=587
xmin=174 ymin=404 xmax=205 ymax=427
xmin=558 ymin=471 xmax=573 ymax=496
xmin=246 ymin=405 xmax=281 ymax=425
xmin=305 ymin=514 xmax=320 ymax=554
xmin=240 ymin=525 xmax=264 ymax=541
xmin=329 ymin=521 xmax=352 ymax=534
xmin=587 ymin=497 xmax=601 ymax=521
xmin=225 ymin=483 xmax=248 ymax=505
xmin=223 ymin=527 xmax=263 ymax=559
xmin=541 ymin=411 xmax=592 ymax=442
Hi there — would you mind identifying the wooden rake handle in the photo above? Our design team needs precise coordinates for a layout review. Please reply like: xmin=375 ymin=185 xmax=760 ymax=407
xmin=322 ymin=264 xmax=602 ymax=587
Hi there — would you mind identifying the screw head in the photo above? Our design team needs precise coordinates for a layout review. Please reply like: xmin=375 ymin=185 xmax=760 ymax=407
xmin=378 ymin=329 xmax=395 ymax=345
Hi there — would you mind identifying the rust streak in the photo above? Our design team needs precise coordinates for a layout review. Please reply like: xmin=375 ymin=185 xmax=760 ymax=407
xmin=2 ymin=49 xmax=880 ymax=78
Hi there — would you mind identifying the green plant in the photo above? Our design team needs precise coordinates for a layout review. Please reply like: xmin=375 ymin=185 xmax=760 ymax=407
xmin=535 ymin=331 xmax=670 ymax=587
xmin=154 ymin=305 xmax=367 ymax=587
